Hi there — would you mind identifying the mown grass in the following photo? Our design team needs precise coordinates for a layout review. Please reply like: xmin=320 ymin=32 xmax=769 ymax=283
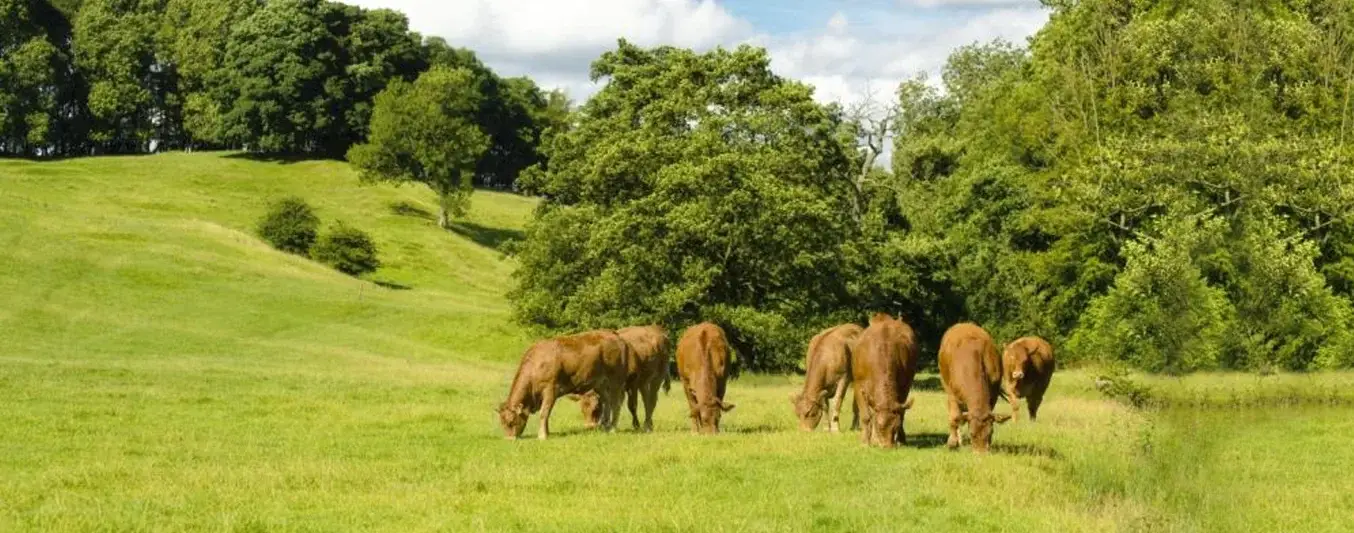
xmin=1 ymin=153 xmax=1350 ymax=531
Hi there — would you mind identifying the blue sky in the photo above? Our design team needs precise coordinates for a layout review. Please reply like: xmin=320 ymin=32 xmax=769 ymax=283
xmin=349 ymin=0 xmax=1050 ymax=105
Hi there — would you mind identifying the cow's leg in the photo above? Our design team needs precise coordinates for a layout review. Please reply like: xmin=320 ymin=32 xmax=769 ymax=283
xmin=538 ymin=386 xmax=557 ymax=440
xmin=854 ymin=386 xmax=871 ymax=446
xmin=1006 ymin=383 xmax=1021 ymax=423
xmin=607 ymin=385 xmax=624 ymax=433
xmin=828 ymin=375 xmax=849 ymax=433
xmin=946 ymin=396 xmax=962 ymax=449
xmin=640 ymin=380 xmax=659 ymax=432
xmin=849 ymin=395 xmax=860 ymax=431
xmin=627 ymin=385 xmax=641 ymax=431
xmin=684 ymin=387 xmax=700 ymax=433
xmin=1027 ymin=392 xmax=1044 ymax=422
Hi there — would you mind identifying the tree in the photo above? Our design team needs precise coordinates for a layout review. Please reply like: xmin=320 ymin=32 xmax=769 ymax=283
xmin=346 ymin=66 xmax=489 ymax=229
xmin=158 ymin=0 xmax=259 ymax=147
xmin=511 ymin=40 xmax=861 ymax=371
xmin=73 ymin=0 xmax=169 ymax=153
xmin=1 ymin=0 xmax=79 ymax=156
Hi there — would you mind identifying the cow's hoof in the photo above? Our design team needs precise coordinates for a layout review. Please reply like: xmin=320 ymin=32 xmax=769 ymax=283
xmin=537 ymin=434 xmax=548 ymax=441
xmin=946 ymin=437 xmax=960 ymax=449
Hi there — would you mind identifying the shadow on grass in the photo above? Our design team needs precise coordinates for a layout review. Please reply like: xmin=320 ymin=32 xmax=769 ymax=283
xmin=223 ymin=152 xmax=327 ymax=165
xmin=905 ymin=432 xmax=951 ymax=449
xmin=728 ymin=424 xmax=782 ymax=434
xmin=389 ymin=201 xmax=434 ymax=220
xmin=992 ymin=442 xmax=1062 ymax=459
xmin=447 ymin=220 xmax=524 ymax=251
xmin=372 ymin=279 xmax=412 ymax=291
xmin=913 ymin=376 xmax=943 ymax=391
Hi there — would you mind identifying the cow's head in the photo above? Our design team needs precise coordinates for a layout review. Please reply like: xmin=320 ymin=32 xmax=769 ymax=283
xmin=958 ymin=411 xmax=1011 ymax=452
xmin=1002 ymin=339 xmax=1044 ymax=387
xmin=870 ymin=396 xmax=914 ymax=448
xmin=790 ymin=391 xmax=828 ymax=431
xmin=571 ymin=392 xmax=603 ymax=429
xmin=497 ymin=402 xmax=528 ymax=439
xmin=694 ymin=398 xmax=735 ymax=434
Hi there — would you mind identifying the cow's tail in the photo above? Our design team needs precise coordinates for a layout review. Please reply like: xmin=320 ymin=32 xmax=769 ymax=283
xmin=662 ymin=367 xmax=671 ymax=394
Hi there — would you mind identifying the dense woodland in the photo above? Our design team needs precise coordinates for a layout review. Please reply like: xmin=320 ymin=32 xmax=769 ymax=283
xmin=4 ymin=0 xmax=1354 ymax=373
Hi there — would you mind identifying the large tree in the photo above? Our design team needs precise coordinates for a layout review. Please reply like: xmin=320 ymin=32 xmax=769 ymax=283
xmin=510 ymin=40 xmax=861 ymax=371
xmin=346 ymin=66 xmax=489 ymax=229
xmin=1 ymin=0 xmax=80 ymax=156
xmin=73 ymin=0 xmax=171 ymax=153
xmin=888 ymin=0 xmax=1354 ymax=370
xmin=157 ymin=0 xmax=259 ymax=147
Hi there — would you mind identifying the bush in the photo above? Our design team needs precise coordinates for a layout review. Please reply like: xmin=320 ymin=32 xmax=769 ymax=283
xmin=311 ymin=222 xmax=380 ymax=276
xmin=1067 ymin=215 xmax=1235 ymax=374
xmin=257 ymin=197 xmax=319 ymax=255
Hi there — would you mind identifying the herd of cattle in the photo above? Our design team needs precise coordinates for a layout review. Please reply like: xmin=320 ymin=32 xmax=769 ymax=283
xmin=496 ymin=313 xmax=1056 ymax=453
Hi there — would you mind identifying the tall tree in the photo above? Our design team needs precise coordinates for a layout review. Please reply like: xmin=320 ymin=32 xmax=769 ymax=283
xmin=346 ymin=66 xmax=489 ymax=229
xmin=1 ymin=0 xmax=79 ymax=156
xmin=511 ymin=40 xmax=860 ymax=371
xmin=158 ymin=0 xmax=259 ymax=147
xmin=73 ymin=0 xmax=170 ymax=153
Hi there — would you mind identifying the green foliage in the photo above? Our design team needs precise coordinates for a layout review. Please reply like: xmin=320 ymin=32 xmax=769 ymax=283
xmin=346 ymin=66 xmax=489 ymax=229
xmin=73 ymin=0 xmax=167 ymax=153
xmin=1 ymin=0 xmax=80 ymax=156
xmin=511 ymin=40 xmax=860 ymax=371
xmin=1069 ymin=216 xmax=1235 ymax=374
xmin=256 ymin=196 xmax=320 ymax=255
xmin=884 ymin=0 xmax=1354 ymax=371
xmin=311 ymin=221 xmax=379 ymax=276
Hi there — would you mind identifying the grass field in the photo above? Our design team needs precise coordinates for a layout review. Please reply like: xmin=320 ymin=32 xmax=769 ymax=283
xmin=2 ymin=152 xmax=1351 ymax=532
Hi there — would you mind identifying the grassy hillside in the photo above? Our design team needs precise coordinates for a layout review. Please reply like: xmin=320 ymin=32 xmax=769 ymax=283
xmin=1 ymin=153 xmax=1351 ymax=532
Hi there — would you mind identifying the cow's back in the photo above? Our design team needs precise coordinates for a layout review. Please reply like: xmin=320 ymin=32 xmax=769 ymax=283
xmin=619 ymin=325 xmax=669 ymax=378
xmin=939 ymin=323 xmax=1000 ymax=408
xmin=554 ymin=330 xmax=628 ymax=392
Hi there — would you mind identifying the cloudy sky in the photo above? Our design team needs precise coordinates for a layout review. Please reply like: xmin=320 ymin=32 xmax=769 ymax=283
xmin=349 ymin=0 xmax=1050 ymax=107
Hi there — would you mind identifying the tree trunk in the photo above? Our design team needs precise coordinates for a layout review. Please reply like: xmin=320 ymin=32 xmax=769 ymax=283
xmin=437 ymin=188 xmax=451 ymax=229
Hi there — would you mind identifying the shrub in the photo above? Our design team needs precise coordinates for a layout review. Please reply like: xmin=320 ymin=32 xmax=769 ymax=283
xmin=1067 ymin=215 xmax=1235 ymax=374
xmin=257 ymin=196 xmax=319 ymax=255
xmin=311 ymin=222 xmax=380 ymax=276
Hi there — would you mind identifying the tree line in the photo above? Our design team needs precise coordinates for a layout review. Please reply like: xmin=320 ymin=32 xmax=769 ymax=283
xmin=0 ymin=0 xmax=567 ymax=189
xmin=510 ymin=0 xmax=1354 ymax=374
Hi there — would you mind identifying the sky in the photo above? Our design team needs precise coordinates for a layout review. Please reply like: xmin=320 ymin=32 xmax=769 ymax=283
xmin=347 ymin=0 xmax=1051 ymax=108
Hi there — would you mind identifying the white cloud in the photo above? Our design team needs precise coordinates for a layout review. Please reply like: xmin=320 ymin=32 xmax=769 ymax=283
xmin=349 ymin=0 xmax=1051 ymax=167
xmin=352 ymin=0 xmax=751 ymax=96
xmin=900 ymin=0 xmax=1041 ymax=6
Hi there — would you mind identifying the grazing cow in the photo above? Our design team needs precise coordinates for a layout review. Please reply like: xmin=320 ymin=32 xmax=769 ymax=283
xmin=573 ymin=325 xmax=672 ymax=432
xmin=497 ymin=330 xmax=629 ymax=440
xmin=676 ymin=322 xmax=735 ymax=434
xmin=851 ymin=313 xmax=920 ymax=448
xmin=938 ymin=322 xmax=1011 ymax=453
xmin=1002 ymin=336 xmax=1056 ymax=422
xmin=792 ymin=323 xmax=863 ymax=432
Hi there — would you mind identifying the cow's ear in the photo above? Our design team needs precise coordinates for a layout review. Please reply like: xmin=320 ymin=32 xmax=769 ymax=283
xmin=719 ymin=401 xmax=736 ymax=412
xmin=566 ymin=394 xmax=580 ymax=402
xmin=900 ymin=396 xmax=915 ymax=411
xmin=496 ymin=402 xmax=506 ymax=413
xmin=994 ymin=413 xmax=1012 ymax=424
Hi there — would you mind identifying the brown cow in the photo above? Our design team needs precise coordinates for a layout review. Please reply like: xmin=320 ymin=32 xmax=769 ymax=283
xmin=496 ymin=330 xmax=629 ymax=440
xmin=676 ymin=322 xmax=735 ymax=434
xmin=851 ymin=313 xmax=920 ymax=448
xmin=938 ymin=322 xmax=1011 ymax=453
xmin=792 ymin=323 xmax=863 ymax=432
xmin=1002 ymin=336 xmax=1055 ymax=422
xmin=573 ymin=325 xmax=672 ymax=432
